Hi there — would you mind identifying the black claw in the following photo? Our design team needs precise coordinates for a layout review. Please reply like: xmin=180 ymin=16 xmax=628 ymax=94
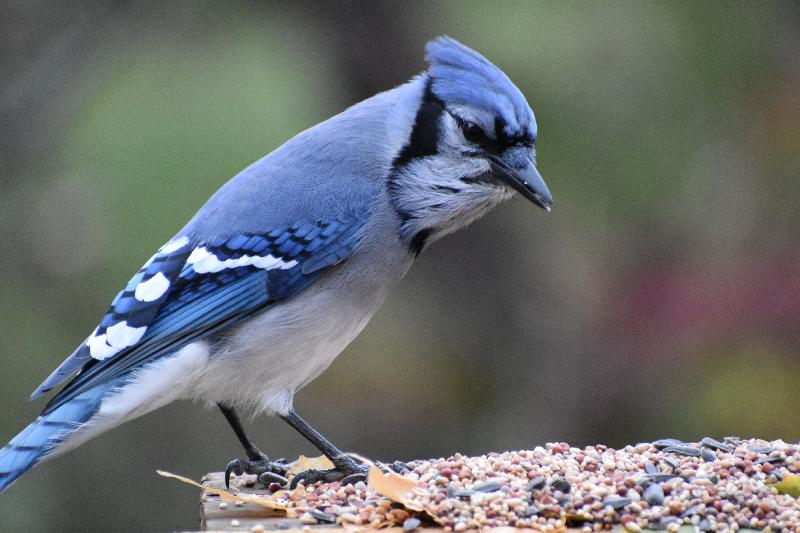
xmin=289 ymin=456 xmax=370 ymax=490
xmin=225 ymin=459 xmax=246 ymax=489
xmin=341 ymin=472 xmax=368 ymax=485
xmin=258 ymin=471 xmax=289 ymax=486
xmin=289 ymin=470 xmax=313 ymax=490
xmin=223 ymin=455 xmax=290 ymax=489
xmin=387 ymin=461 xmax=412 ymax=473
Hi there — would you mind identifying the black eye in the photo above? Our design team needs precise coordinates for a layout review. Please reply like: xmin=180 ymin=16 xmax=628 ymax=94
xmin=461 ymin=121 xmax=486 ymax=144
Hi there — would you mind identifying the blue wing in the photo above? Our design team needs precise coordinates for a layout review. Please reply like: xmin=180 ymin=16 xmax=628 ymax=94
xmin=36 ymin=213 xmax=368 ymax=415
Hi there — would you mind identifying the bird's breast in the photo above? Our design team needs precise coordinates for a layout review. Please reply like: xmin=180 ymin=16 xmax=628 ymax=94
xmin=191 ymin=235 xmax=412 ymax=415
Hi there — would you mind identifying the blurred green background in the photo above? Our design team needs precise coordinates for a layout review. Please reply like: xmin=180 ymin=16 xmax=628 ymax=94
xmin=1 ymin=1 xmax=799 ymax=531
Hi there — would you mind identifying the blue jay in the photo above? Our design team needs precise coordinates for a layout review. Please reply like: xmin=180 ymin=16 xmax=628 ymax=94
xmin=0 ymin=36 xmax=552 ymax=492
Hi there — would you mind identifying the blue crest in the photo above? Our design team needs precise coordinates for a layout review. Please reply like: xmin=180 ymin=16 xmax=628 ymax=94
xmin=425 ymin=36 xmax=536 ymax=142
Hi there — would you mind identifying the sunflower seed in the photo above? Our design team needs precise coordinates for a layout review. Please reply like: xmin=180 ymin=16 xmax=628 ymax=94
xmin=661 ymin=456 xmax=679 ymax=471
xmin=747 ymin=445 xmax=773 ymax=454
xmin=642 ymin=473 xmax=680 ymax=483
xmin=700 ymin=437 xmax=732 ymax=453
xmin=644 ymin=483 xmax=665 ymax=506
xmin=682 ymin=503 xmax=704 ymax=517
xmin=755 ymin=456 xmax=784 ymax=464
xmin=603 ymin=497 xmax=632 ymax=510
xmin=701 ymin=449 xmax=716 ymax=462
xmin=310 ymin=509 xmax=336 ymax=523
xmin=472 ymin=480 xmax=501 ymax=493
xmin=663 ymin=445 xmax=701 ymax=457
xmin=523 ymin=505 xmax=540 ymax=517
xmin=549 ymin=478 xmax=571 ymax=493
xmin=652 ymin=438 xmax=684 ymax=449
xmin=526 ymin=476 xmax=546 ymax=491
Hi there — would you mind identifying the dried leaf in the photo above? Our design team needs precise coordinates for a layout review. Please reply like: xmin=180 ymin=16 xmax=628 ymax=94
xmin=367 ymin=465 xmax=423 ymax=511
xmin=770 ymin=473 xmax=800 ymax=498
xmin=287 ymin=455 xmax=335 ymax=476
xmin=156 ymin=470 xmax=287 ymax=510
xmin=344 ymin=452 xmax=442 ymax=524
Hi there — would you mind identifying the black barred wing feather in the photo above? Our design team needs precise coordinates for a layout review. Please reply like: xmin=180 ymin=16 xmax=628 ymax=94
xmin=37 ymin=214 xmax=367 ymax=414
xmin=31 ymin=238 xmax=194 ymax=399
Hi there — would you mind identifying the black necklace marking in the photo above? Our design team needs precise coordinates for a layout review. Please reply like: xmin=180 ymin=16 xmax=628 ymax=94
xmin=408 ymin=228 xmax=434 ymax=257
xmin=391 ymin=77 xmax=445 ymax=169
xmin=388 ymin=77 xmax=446 ymax=256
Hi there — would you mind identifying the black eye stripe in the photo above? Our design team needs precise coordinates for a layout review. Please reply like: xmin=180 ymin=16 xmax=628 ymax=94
xmin=495 ymin=116 xmax=535 ymax=147
xmin=452 ymin=113 xmax=534 ymax=152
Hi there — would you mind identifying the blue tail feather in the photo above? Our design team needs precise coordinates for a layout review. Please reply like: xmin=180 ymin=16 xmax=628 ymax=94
xmin=0 ymin=384 xmax=110 ymax=492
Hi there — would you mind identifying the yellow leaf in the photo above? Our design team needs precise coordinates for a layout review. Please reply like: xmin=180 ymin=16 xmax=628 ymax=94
xmin=770 ymin=473 xmax=800 ymax=498
xmin=156 ymin=470 xmax=287 ymax=510
xmin=287 ymin=455 xmax=335 ymax=476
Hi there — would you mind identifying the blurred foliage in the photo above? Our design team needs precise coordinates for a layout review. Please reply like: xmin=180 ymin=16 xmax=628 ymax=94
xmin=1 ymin=1 xmax=799 ymax=531
xmin=663 ymin=346 xmax=800 ymax=439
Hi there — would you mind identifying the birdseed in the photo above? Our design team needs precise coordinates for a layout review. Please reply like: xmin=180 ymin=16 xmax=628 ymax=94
xmin=228 ymin=437 xmax=800 ymax=531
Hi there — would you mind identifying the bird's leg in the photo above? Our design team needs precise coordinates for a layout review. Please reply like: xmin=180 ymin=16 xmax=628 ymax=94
xmin=279 ymin=411 xmax=411 ymax=489
xmin=279 ymin=411 xmax=368 ymax=489
xmin=219 ymin=404 xmax=289 ymax=488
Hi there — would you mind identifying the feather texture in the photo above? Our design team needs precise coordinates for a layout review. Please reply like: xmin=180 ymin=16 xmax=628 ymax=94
xmin=426 ymin=36 xmax=536 ymax=143
xmin=39 ymin=212 xmax=368 ymax=415
xmin=0 ymin=381 xmax=117 ymax=491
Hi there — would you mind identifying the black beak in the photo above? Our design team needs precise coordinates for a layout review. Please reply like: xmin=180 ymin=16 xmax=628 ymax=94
xmin=489 ymin=156 xmax=553 ymax=211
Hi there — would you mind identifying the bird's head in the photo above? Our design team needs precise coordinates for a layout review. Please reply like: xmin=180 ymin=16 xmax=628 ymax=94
xmin=388 ymin=36 xmax=552 ymax=255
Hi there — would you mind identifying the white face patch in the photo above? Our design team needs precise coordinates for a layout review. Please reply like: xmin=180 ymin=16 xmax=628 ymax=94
xmin=160 ymin=236 xmax=190 ymax=254
xmin=391 ymin=149 xmax=510 ymax=245
xmin=187 ymin=246 xmax=298 ymax=274
xmin=86 ymin=321 xmax=146 ymax=361
xmin=134 ymin=272 xmax=171 ymax=302
xmin=388 ymin=107 xmax=517 ymax=250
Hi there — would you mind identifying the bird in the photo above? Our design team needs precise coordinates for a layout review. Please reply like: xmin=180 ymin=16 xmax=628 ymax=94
xmin=0 ymin=36 xmax=552 ymax=493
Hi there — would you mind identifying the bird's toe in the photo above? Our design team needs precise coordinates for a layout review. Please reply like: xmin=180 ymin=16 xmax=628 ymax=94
xmin=258 ymin=471 xmax=289 ymax=486
xmin=288 ymin=456 xmax=370 ymax=489
xmin=224 ymin=454 xmax=289 ymax=489
xmin=387 ymin=460 xmax=413 ymax=474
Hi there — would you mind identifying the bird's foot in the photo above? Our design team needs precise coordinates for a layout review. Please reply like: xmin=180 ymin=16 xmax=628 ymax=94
xmin=289 ymin=454 xmax=369 ymax=489
xmin=386 ymin=460 xmax=413 ymax=474
xmin=289 ymin=456 xmax=412 ymax=489
xmin=225 ymin=453 xmax=290 ymax=489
